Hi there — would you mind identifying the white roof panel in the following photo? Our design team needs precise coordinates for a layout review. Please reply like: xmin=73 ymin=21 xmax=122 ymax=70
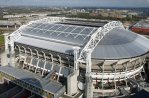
xmin=92 ymin=28 xmax=149 ymax=59
xmin=15 ymin=36 xmax=75 ymax=55
xmin=21 ymin=23 xmax=98 ymax=46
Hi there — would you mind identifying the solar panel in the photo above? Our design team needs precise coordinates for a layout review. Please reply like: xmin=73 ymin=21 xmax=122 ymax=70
xmin=90 ymin=29 xmax=98 ymax=35
xmin=21 ymin=23 xmax=98 ymax=46
xmin=30 ymin=23 xmax=39 ymax=28
xmin=22 ymin=28 xmax=36 ymax=35
xmin=29 ymin=29 xmax=38 ymax=36
xmin=43 ymin=24 xmax=54 ymax=29
xmin=71 ymin=27 xmax=84 ymax=34
xmin=33 ymin=23 xmax=43 ymax=28
xmin=49 ymin=25 xmax=60 ymax=30
xmin=39 ymin=29 xmax=46 ymax=34
xmin=42 ymin=31 xmax=51 ymax=37
xmin=81 ymin=28 xmax=94 ymax=35
xmin=22 ymin=28 xmax=30 ymax=32
xmin=64 ymin=26 xmax=75 ymax=32
xmin=57 ymin=26 xmax=68 ymax=31
xmin=50 ymin=32 xmax=60 ymax=39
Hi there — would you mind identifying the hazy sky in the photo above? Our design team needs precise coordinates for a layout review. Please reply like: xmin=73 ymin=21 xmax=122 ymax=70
xmin=0 ymin=0 xmax=149 ymax=7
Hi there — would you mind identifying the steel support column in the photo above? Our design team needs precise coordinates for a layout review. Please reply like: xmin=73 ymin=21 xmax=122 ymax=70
xmin=85 ymin=50 xmax=93 ymax=98
xmin=73 ymin=47 xmax=80 ymax=71
xmin=35 ymin=49 xmax=39 ymax=73
xmin=41 ymin=51 xmax=46 ymax=76
xmin=28 ymin=48 xmax=33 ymax=56
xmin=133 ymin=59 xmax=138 ymax=80
xmin=49 ymin=53 xmax=54 ymax=70
xmin=9 ymin=44 xmax=15 ymax=67
xmin=42 ymin=60 xmax=46 ymax=76
xmin=102 ymin=63 xmax=105 ymax=97
xmin=28 ymin=48 xmax=33 ymax=70
xmin=57 ymin=55 xmax=62 ymax=81
xmin=4 ymin=33 xmax=9 ymax=51
xmin=124 ymin=61 xmax=129 ymax=88
xmin=114 ymin=62 xmax=118 ymax=96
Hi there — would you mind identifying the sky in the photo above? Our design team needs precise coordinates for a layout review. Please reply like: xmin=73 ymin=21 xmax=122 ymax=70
xmin=0 ymin=0 xmax=149 ymax=7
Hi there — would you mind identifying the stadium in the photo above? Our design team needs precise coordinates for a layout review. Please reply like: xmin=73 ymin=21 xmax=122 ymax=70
xmin=0 ymin=17 xmax=149 ymax=98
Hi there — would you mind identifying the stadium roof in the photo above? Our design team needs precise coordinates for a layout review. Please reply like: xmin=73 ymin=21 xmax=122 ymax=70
xmin=133 ymin=19 xmax=149 ymax=28
xmin=92 ymin=28 xmax=149 ymax=59
xmin=14 ymin=18 xmax=149 ymax=60
xmin=20 ymin=22 xmax=98 ymax=46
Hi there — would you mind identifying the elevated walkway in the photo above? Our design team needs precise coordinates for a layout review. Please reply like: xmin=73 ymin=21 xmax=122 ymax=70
xmin=0 ymin=66 xmax=66 ymax=98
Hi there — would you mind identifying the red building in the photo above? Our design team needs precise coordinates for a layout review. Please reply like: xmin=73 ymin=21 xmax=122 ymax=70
xmin=130 ymin=19 xmax=149 ymax=35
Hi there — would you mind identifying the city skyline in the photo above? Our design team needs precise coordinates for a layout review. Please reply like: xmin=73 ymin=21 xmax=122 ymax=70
xmin=0 ymin=0 xmax=149 ymax=7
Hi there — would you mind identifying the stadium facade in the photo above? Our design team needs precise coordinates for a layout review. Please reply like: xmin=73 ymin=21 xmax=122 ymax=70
xmin=1 ymin=17 xmax=149 ymax=98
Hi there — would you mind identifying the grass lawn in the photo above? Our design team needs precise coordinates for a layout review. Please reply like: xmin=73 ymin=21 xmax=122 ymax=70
xmin=0 ymin=35 xmax=4 ymax=47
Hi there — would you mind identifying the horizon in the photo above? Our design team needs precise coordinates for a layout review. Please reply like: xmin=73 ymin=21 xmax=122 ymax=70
xmin=0 ymin=0 xmax=149 ymax=8
xmin=1 ymin=5 xmax=149 ymax=8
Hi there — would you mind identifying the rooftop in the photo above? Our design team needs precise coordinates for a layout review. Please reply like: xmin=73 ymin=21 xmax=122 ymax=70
xmin=0 ymin=20 xmax=21 ymax=26
xmin=92 ymin=27 xmax=149 ymax=59
xmin=21 ymin=22 xmax=98 ymax=46
xmin=133 ymin=19 xmax=149 ymax=28
xmin=13 ymin=17 xmax=149 ymax=60
xmin=0 ymin=66 xmax=65 ymax=95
